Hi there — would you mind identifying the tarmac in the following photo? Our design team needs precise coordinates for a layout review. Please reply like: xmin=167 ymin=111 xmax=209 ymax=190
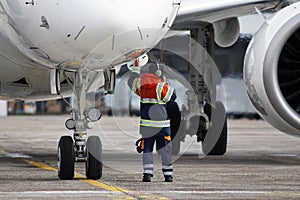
xmin=0 ymin=115 xmax=300 ymax=199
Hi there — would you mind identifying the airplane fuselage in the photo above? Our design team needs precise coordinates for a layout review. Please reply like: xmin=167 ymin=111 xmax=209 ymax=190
xmin=0 ymin=0 xmax=179 ymax=100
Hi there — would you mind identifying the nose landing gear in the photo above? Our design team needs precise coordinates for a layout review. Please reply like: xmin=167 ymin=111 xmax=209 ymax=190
xmin=57 ymin=69 xmax=111 ymax=180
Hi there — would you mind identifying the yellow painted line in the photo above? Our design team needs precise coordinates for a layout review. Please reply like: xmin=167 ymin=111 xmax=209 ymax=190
xmin=74 ymin=172 xmax=129 ymax=193
xmin=0 ymin=149 xmax=168 ymax=200
xmin=1 ymin=149 xmax=129 ymax=193
xmin=22 ymin=159 xmax=130 ymax=194
xmin=140 ymin=196 xmax=168 ymax=200
xmin=23 ymin=159 xmax=57 ymax=172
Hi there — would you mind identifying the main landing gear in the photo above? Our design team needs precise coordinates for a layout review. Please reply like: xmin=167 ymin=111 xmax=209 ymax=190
xmin=168 ymin=24 xmax=228 ymax=156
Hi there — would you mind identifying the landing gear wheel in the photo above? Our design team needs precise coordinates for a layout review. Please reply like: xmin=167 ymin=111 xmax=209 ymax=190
xmin=202 ymin=101 xmax=227 ymax=155
xmin=58 ymin=136 xmax=75 ymax=180
xmin=86 ymin=136 xmax=103 ymax=180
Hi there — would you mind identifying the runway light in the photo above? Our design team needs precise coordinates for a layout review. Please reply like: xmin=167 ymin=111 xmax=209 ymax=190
xmin=65 ymin=119 xmax=75 ymax=130
xmin=86 ymin=107 xmax=102 ymax=122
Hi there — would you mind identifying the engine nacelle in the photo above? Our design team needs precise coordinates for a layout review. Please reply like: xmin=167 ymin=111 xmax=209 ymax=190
xmin=213 ymin=17 xmax=240 ymax=48
xmin=244 ymin=2 xmax=300 ymax=137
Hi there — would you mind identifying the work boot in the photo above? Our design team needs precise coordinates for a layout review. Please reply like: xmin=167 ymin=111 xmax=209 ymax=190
xmin=142 ymin=173 xmax=152 ymax=182
xmin=164 ymin=176 xmax=173 ymax=182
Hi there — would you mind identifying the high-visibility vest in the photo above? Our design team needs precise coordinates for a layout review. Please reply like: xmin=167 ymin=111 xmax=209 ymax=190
xmin=133 ymin=74 xmax=174 ymax=104
xmin=130 ymin=73 xmax=174 ymax=128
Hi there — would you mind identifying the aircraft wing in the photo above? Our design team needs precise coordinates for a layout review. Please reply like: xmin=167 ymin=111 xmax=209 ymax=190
xmin=172 ymin=0 xmax=282 ymax=29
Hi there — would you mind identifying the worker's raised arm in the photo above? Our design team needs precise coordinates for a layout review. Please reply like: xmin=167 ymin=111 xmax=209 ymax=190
xmin=127 ymin=59 xmax=141 ymax=96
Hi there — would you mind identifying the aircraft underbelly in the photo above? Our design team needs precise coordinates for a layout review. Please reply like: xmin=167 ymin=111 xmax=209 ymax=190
xmin=0 ymin=53 xmax=72 ymax=101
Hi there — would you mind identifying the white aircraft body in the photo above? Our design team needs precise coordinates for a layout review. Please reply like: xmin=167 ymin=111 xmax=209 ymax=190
xmin=0 ymin=0 xmax=299 ymax=180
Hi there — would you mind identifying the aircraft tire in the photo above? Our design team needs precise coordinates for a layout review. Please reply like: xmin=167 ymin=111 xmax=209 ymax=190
xmin=202 ymin=102 xmax=227 ymax=155
xmin=58 ymin=136 xmax=75 ymax=180
xmin=86 ymin=136 xmax=103 ymax=180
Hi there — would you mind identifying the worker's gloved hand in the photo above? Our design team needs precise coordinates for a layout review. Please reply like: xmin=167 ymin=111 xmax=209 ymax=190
xmin=134 ymin=59 xmax=140 ymax=67
xmin=135 ymin=138 xmax=144 ymax=153
xmin=131 ymin=59 xmax=141 ymax=74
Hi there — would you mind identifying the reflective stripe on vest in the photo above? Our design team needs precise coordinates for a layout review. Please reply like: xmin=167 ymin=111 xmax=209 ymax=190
xmin=131 ymin=78 xmax=140 ymax=95
xmin=140 ymin=119 xmax=170 ymax=128
xmin=156 ymin=82 xmax=164 ymax=100
xmin=163 ymin=87 xmax=174 ymax=102
xmin=140 ymin=98 xmax=165 ymax=104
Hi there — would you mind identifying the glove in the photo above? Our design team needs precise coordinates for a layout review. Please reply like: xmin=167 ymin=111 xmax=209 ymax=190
xmin=130 ymin=59 xmax=141 ymax=74
xmin=135 ymin=138 xmax=144 ymax=153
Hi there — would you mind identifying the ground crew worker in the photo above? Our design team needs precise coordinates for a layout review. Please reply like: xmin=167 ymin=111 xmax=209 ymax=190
xmin=128 ymin=58 xmax=176 ymax=182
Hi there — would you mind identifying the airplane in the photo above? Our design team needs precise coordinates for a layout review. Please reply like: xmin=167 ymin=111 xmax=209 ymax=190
xmin=0 ymin=0 xmax=299 ymax=180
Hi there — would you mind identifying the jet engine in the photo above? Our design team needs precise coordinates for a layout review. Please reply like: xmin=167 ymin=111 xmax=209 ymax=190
xmin=244 ymin=2 xmax=300 ymax=137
